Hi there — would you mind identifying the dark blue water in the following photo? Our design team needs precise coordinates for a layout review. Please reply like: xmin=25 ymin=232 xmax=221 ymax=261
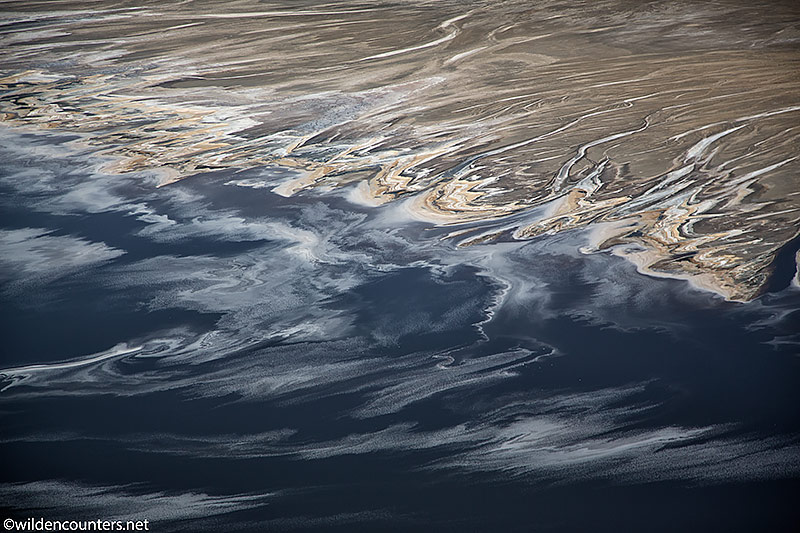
xmin=1 ymin=128 xmax=799 ymax=531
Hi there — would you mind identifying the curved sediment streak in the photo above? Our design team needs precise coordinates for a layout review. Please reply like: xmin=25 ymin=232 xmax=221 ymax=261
xmin=550 ymin=118 xmax=650 ymax=193
xmin=358 ymin=12 xmax=472 ymax=61
xmin=0 ymin=344 xmax=143 ymax=391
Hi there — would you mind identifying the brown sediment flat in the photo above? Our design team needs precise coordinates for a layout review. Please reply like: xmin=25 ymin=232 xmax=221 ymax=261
xmin=2 ymin=0 xmax=799 ymax=300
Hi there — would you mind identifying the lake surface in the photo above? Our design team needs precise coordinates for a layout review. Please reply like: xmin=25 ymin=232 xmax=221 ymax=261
xmin=1 ymin=1 xmax=799 ymax=531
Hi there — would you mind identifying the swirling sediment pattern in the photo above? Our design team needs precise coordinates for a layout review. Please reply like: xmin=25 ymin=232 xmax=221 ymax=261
xmin=2 ymin=0 xmax=799 ymax=299
xmin=2 ymin=2 xmax=800 ymax=531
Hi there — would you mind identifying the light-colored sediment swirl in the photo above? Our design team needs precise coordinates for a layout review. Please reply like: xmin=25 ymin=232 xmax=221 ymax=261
xmin=2 ymin=0 xmax=799 ymax=300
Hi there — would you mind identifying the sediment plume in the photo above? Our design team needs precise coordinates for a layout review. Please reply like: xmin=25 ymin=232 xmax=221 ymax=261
xmin=2 ymin=0 xmax=799 ymax=300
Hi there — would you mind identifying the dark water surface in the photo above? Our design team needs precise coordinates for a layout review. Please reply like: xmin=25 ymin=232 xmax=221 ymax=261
xmin=1 ymin=1 xmax=800 ymax=531
xmin=1 ymin=126 xmax=799 ymax=531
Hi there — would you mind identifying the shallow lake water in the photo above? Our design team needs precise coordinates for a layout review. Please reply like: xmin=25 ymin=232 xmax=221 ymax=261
xmin=1 ymin=1 xmax=799 ymax=531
